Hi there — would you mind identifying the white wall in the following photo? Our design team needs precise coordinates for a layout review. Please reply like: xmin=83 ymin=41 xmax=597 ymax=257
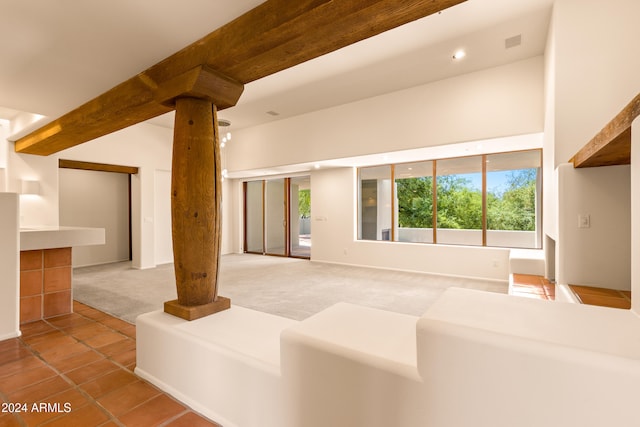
xmin=548 ymin=0 xmax=640 ymax=291
xmin=59 ymin=122 xmax=173 ymax=268
xmin=0 ymin=120 xmax=8 ymax=191
xmin=229 ymin=57 xmax=544 ymax=173
xmin=557 ymin=164 xmax=631 ymax=290
xmin=59 ymin=168 xmax=130 ymax=267
xmin=0 ymin=193 xmax=19 ymax=340
xmin=552 ymin=0 xmax=640 ymax=168
xmin=223 ymin=178 xmax=243 ymax=254
xmin=154 ymin=169 xmax=173 ymax=265
xmin=6 ymin=151 xmax=59 ymax=228
xmin=542 ymin=9 xmax=557 ymax=242
xmin=631 ymin=120 xmax=640 ymax=310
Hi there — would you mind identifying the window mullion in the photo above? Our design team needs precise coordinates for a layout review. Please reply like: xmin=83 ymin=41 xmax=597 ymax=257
xmin=432 ymin=160 xmax=437 ymax=244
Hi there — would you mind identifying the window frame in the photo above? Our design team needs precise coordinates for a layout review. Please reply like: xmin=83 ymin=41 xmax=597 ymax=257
xmin=357 ymin=148 xmax=542 ymax=249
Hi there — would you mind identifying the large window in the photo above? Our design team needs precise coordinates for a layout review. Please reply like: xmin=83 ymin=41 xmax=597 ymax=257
xmin=358 ymin=165 xmax=392 ymax=241
xmin=436 ymin=156 xmax=483 ymax=246
xmin=358 ymin=149 xmax=542 ymax=249
xmin=486 ymin=150 xmax=541 ymax=248
xmin=394 ymin=161 xmax=434 ymax=243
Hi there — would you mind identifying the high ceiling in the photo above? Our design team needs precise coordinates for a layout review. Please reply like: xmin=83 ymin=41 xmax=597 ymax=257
xmin=0 ymin=0 xmax=553 ymax=135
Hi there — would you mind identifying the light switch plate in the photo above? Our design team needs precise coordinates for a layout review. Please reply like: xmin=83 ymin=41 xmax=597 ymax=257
xmin=578 ymin=214 xmax=590 ymax=228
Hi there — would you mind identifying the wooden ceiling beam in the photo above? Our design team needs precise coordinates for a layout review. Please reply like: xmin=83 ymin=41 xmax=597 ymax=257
xmin=570 ymin=93 xmax=640 ymax=168
xmin=15 ymin=0 xmax=465 ymax=156
xmin=59 ymin=159 xmax=139 ymax=175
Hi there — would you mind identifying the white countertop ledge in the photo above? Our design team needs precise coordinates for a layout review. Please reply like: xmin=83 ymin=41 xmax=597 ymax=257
xmin=20 ymin=226 xmax=105 ymax=251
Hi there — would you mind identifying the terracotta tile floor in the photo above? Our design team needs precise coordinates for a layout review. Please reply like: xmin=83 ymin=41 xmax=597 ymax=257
xmin=511 ymin=274 xmax=556 ymax=301
xmin=0 ymin=301 xmax=221 ymax=427
xmin=569 ymin=285 xmax=631 ymax=309
xmin=512 ymin=274 xmax=632 ymax=309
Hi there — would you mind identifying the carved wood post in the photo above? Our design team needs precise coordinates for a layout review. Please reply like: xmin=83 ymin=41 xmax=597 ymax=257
xmin=164 ymin=97 xmax=230 ymax=320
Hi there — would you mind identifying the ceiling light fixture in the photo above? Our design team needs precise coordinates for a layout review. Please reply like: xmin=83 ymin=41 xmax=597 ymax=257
xmin=218 ymin=119 xmax=231 ymax=148
xmin=452 ymin=49 xmax=466 ymax=60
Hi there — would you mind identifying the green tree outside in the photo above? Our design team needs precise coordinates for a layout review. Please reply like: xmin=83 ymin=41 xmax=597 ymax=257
xmin=396 ymin=169 xmax=536 ymax=231
xmin=298 ymin=189 xmax=311 ymax=218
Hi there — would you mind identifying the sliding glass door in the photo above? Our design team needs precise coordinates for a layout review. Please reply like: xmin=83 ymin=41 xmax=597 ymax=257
xmin=245 ymin=180 xmax=264 ymax=253
xmin=244 ymin=176 xmax=311 ymax=258
xmin=290 ymin=176 xmax=311 ymax=257
xmin=265 ymin=178 xmax=287 ymax=255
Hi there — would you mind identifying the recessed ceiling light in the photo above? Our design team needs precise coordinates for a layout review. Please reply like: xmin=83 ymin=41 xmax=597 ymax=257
xmin=452 ymin=49 xmax=466 ymax=60
xmin=314 ymin=164 xmax=320 ymax=169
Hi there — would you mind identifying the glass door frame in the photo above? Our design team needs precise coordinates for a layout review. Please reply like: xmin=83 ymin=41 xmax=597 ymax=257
xmin=264 ymin=178 xmax=288 ymax=257
xmin=243 ymin=176 xmax=311 ymax=259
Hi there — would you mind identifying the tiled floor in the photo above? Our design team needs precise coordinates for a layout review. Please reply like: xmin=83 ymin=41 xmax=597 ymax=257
xmin=0 ymin=301 xmax=221 ymax=427
xmin=569 ymin=285 xmax=631 ymax=309
xmin=512 ymin=274 xmax=632 ymax=309
xmin=511 ymin=274 xmax=556 ymax=301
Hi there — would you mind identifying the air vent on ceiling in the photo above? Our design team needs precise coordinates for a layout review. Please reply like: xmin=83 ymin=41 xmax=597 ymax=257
xmin=218 ymin=119 xmax=231 ymax=127
xmin=505 ymin=34 xmax=522 ymax=49
xmin=266 ymin=110 xmax=280 ymax=116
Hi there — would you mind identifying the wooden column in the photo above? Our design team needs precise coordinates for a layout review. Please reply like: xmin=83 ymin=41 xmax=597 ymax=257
xmin=164 ymin=97 xmax=230 ymax=320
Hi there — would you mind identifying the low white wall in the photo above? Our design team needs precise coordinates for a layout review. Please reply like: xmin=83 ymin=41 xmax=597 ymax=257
xmin=0 ymin=193 xmax=20 ymax=340
xmin=418 ymin=288 xmax=640 ymax=426
xmin=139 ymin=290 xmax=640 ymax=427
xmin=397 ymin=228 xmax=537 ymax=248
xmin=136 ymin=307 xmax=297 ymax=427
xmin=281 ymin=303 xmax=424 ymax=427
xmin=486 ymin=230 xmax=538 ymax=248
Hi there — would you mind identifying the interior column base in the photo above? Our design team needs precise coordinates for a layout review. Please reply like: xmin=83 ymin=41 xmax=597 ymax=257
xmin=164 ymin=296 xmax=231 ymax=321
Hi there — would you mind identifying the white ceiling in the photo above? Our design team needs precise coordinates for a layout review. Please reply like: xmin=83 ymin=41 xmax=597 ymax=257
xmin=0 ymin=0 xmax=553 ymax=135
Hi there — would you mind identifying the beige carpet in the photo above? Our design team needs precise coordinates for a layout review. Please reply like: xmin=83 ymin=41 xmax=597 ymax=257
xmin=72 ymin=253 xmax=508 ymax=323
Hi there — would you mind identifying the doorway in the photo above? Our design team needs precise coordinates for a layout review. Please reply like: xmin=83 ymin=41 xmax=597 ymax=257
xmin=244 ymin=176 xmax=311 ymax=259
xmin=58 ymin=160 xmax=138 ymax=267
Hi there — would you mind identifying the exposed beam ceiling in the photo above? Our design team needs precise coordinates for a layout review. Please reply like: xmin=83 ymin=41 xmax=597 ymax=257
xmin=14 ymin=0 xmax=465 ymax=156
xmin=570 ymin=93 xmax=639 ymax=168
